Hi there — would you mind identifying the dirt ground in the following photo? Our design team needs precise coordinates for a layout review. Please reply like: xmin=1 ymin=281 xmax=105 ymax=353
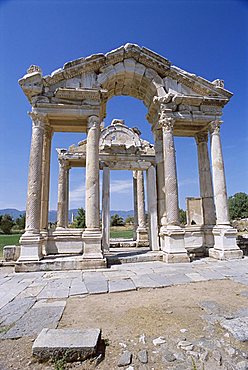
xmin=0 ymin=279 xmax=247 ymax=370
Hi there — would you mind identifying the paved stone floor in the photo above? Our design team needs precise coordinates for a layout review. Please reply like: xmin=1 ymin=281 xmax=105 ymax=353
xmin=0 ymin=256 xmax=247 ymax=340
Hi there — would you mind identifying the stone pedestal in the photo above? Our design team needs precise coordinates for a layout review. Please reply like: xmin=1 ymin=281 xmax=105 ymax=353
xmin=136 ymin=170 xmax=149 ymax=247
xmin=82 ymin=115 xmax=103 ymax=259
xmin=209 ymin=120 xmax=242 ymax=259
xmin=209 ymin=226 xmax=243 ymax=260
xmin=159 ymin=116 xmax=189 ymax=263
xmin=82 ymin=230 xmax=103 ymax=259
xmin=19 ymin=112 xmax=47 ymax=262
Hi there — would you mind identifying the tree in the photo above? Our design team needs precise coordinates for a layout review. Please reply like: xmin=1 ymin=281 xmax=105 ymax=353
xmin=0 ymin=214 xmax=14 ymax=234
xmin=111 ymin=213 xmax=125 ymax=226
xmin=228 ymin=192 xmax=248 ymax=220
xmin=73 ymin=208 xmax=86 ymax=228
xmin=15 ymin=214 xmax=26 ymax=230
xmin=125 ymin=216 xmax=134 ymax=225
xmin=179 ymin=209 xmax=187 ymax=225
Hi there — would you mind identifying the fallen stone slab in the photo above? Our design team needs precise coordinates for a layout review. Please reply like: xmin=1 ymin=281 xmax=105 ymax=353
xmin=220 ymin=317 xmax=248 ymax=342
xmin=2 ymin=300 xmax=66 ymax=339
xmin=32 ymin=328 xmax=101 ymax=361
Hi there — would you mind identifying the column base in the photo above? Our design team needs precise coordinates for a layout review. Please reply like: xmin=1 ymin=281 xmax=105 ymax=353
xmin=136 ymin=227 xmax=149 ymax=247
xmin=82 ymin=229 xmax=103 ymax=259
xmin=160 ymin=225 xmax=190 ymax=263
xmin=18 ymin=232 xmax=43 ymax=262
xmin=209 ymin=225 xmax=243 ymax=260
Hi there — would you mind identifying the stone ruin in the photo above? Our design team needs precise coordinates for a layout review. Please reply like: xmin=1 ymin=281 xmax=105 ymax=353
xmin=14 ymin=43 xmax=242 ymax=271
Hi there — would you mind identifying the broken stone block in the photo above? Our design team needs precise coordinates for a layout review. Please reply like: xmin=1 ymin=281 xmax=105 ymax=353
xmin=32 ymin=328 xmax=101 ymax=362
xmin=138 ymin=349 xmax=148 ymax=364
xmin=118 ymin=351 xmax=132 ymax=367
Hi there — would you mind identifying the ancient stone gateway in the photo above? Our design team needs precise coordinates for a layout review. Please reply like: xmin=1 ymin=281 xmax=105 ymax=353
xmin=17 ymin=43 xmax=243 ymax=271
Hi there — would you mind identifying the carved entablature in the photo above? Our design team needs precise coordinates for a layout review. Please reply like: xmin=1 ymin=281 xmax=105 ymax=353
xmin=19 ymin=44 xmax=233 ymax=114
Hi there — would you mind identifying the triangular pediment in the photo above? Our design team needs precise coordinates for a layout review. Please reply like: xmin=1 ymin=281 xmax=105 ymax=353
xmin=19 ymin=43 xmax=232 ymax=107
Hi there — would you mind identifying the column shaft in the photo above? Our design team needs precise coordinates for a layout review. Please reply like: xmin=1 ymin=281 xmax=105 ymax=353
xmin=195 ymin=133 xmax=216 ymax=225
xmin=85 ymin=116 xmax=100 ymax=230
xmin=25 ymin=113 xmax=45 ymax=234
xmin=40 ymin=126 xmax=53 ymax=230
xmin=210 ymin=121 xmax=229 ymax=225
xmin=147 ymin=166 xmax=159 ymax=250
xmin=137 ymin=171 xmax=146 ymax=229
xmin=154 ymin=129 xmax=166 ymax=227
xmin=57 ymin=160 xmax=68 ymax=228
xmin=102 ymin=166 xmax=110 ymax=251
xmin=133 ymin=171 xmax=138 ymax=240
xmin=162 ymin=120 xmax=180 ymax=226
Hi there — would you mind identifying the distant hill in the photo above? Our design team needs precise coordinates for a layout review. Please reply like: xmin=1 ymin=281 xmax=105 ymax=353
xmin=0 ymin=209 xmax=134 ymax=223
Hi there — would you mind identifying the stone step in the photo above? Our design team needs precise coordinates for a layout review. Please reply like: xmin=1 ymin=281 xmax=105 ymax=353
xmin=32 ymin=328 xmax=101 ymax=361
xmin=107 ymin=251 xmax=163 ymax=266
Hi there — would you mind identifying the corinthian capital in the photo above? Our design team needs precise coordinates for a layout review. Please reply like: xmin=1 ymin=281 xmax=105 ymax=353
xmin=28 ymin=112 xmax=49 ymax=128
xmin=88 ymin=115 xmax=100 ymax=129
xmin=209 ymin=120 xmax=223 ymax=135
xmin=159 ymin=113 xmax=175 ymax=133
xmin=195 ymin=132 xmax=208 ymax=144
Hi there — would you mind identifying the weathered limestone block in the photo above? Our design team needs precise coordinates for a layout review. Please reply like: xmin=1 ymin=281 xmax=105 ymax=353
xmin=81 ymin=71 xmax=97 ymax=88
xmin=32 ymin=328 xmax=101 ymax=361
xmin=3 ymin=245 xmax=20 ymax=261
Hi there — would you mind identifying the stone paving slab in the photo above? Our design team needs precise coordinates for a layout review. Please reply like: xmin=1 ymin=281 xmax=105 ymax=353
xmin=194 ymin=269 xmax=226 ymax=280
xmin=0 ymin=297 xmax=36 ymax=326
xmin=220 ymin=317 xmax=248 ymax=342
xmin=231 ymin=275 xmax=248 ymax=286
xmin=162 ymin=273 xmax=191 ymax=285
xmin=32 ymin=328 xmax=101 ymax=361
xmin=2 ymin=300 xmax=66 ymax=339
xmin=84 ymin=277 xmax=108 ymax=294
xmin=0 ymin=281 xmax=31 ymax=310
xmin=186 ymin=272 xmax=208 ymax=282
xmin=146 ymin=273 xmax=172 ymax=287
xmin=37 ymin=278 xmax=72 ymax=299
xmin=109 ymin=278 xmax=136 ymax=293
xmin=131 ymin=274 xmax=165 ymax=289
xmin=69 ymin=278 xmax=88 ymax=296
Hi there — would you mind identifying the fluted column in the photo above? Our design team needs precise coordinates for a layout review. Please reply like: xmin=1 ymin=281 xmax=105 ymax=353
xmin=85 ymin=116 xmax=100 ymax=230
xmin=133 ymin=171 xmax=138 ymax=240
xmin=209 ymin=121 xmax=229 ymax=225
xmin=83 ymin=115 xmax=103 ymax=259
xmin=136 ymin=171 xmax=149 ymax=246
xmin=159 ymin=114 xmax=189 ymax=263
xmin=195 ymin=132 xmax=216 ymax=226
xmin=57 ymin=159 xmax=69 ymax=229
xmin=154 ymin=129 xmax=167 ymax=229
xmin=102 ymin=166 xmax=110 ymax=252
xmin=40 ymin=126 xmax=53 ymax=231
xmin=147 ymin=165 xmax=159 ymax=251
xmin=209 ymin=120 xmax=243 ymax=260
xmin=19 ymin=112 xmax=47 ymax=261
xmin=162 ymin=117 xmax=180 ymax=226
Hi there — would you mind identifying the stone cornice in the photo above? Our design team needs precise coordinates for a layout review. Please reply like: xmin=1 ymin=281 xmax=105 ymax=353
xmin=19 ymin=44 xmax=232 ymax=104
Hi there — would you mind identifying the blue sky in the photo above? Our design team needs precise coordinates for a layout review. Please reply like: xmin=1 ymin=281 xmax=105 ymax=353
xmin=0 ymin=0 xmax=247 ymax=212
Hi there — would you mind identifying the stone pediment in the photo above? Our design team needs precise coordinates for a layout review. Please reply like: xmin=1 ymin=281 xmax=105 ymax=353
xmin=65 ymin=119 xmax=154 ymax=158
xmin=19 ymin=43 xmax=232 ymax=109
